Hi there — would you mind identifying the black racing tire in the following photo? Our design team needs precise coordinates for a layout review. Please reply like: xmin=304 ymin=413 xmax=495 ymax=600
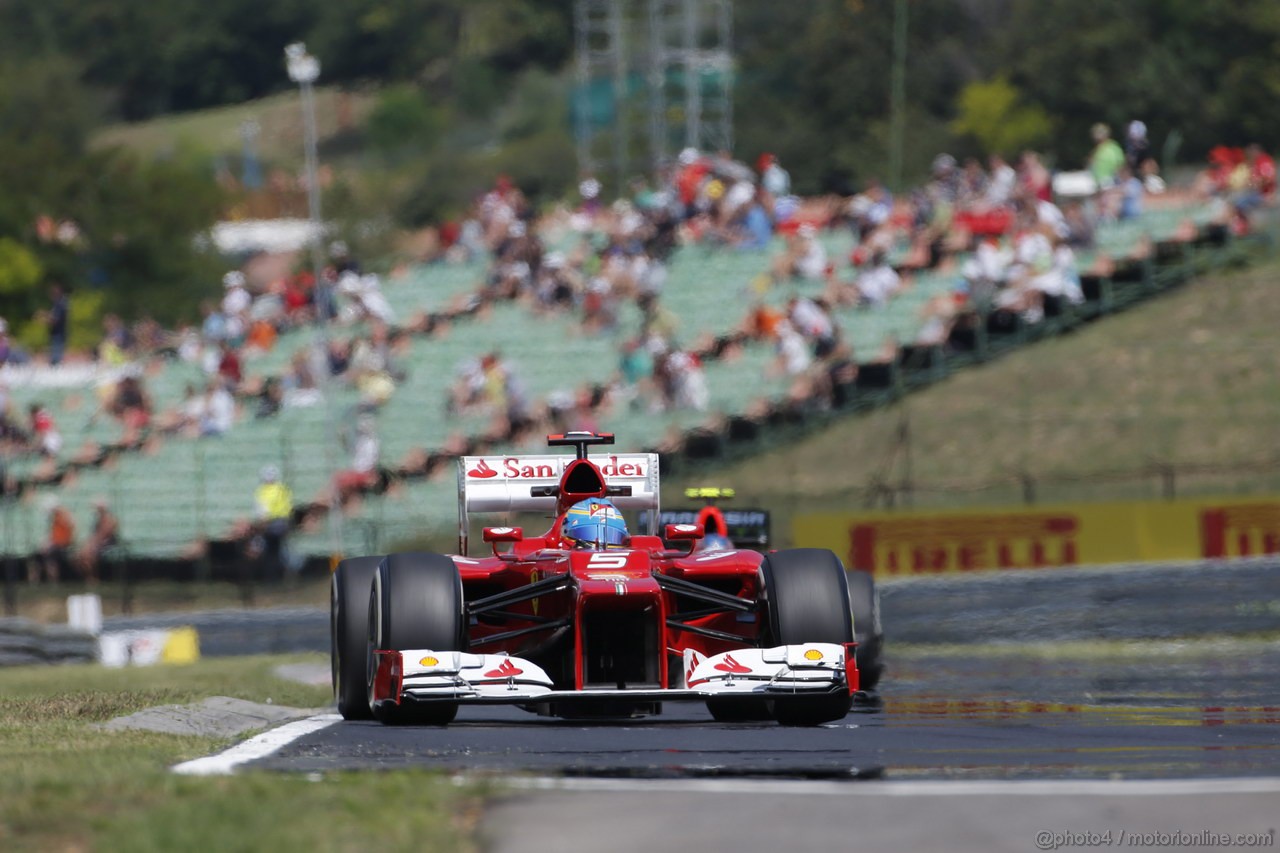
xmin=846 ymin=569 xmax=884 ymax=691
xmin=771 ymin=692 xmax=853 ymax=727
xmin=368 ymin=552 xmax=466 ymax=726
xmin=331 ymin=556 xmax=383 ymax=721
xmin=706 ymin=698 xmax=774 ymax=723
xmin=761 ymin=548 xmax=855 ymax=726
xmin=763 ymin=548 xmax=854 ymax=645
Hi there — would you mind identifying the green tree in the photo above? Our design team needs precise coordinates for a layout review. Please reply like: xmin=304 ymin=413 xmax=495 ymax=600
xmin=0 ymin=238 xmax=45 ymax=339
xmin=0 ymin=58 xmax=224 ymax=331
xmin=367 ymin=85 xmax=445 ymax=157
xmin=734 ymin=0 xmax=979 ymax=192
xmin=950 ymin=77 xmax=1053 ymax=159
xmin=75 ymin=148 xmax=226 ymax=321
xmin=0 ymin=239 xmax=43 ymax=298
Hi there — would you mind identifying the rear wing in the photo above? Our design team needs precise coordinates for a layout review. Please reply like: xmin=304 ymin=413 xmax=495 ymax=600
xmin=457 ymin=452 xmax=660 ymax=554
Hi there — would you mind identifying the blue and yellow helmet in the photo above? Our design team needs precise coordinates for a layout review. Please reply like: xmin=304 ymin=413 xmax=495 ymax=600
xmin=562 ymin=498 xmax=629 ymax=550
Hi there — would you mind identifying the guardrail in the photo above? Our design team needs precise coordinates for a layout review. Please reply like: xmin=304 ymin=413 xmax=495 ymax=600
xmin=0 ymin=618 xmax=97 ymax=666
xmin=881 ymin=556 xmax=1280 ymax=644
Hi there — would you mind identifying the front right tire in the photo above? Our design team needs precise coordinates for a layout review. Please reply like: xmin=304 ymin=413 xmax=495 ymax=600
xmin=761 ymin=548 xmax=855 ymax=726
xmin=705 ymin=698 xmax=773 ymax=723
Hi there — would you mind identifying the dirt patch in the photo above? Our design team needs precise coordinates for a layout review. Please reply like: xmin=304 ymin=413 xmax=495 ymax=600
xmin=100 ymin=696 xmax=319 ymax=738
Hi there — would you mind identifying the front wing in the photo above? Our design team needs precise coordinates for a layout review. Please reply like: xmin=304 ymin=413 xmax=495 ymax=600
xmin=370 ymin=643 xmax=859 ymax=708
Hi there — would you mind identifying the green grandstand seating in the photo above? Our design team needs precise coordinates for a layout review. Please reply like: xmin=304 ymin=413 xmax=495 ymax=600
xmin=3 ymin=202 xmax=1224 ymax=557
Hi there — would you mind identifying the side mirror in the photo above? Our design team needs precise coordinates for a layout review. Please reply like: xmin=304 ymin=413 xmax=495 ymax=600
xmin=664 ymin=523 xmax=704 ymax=541
xmin=483 ymin=526 xmax=523 ymax=555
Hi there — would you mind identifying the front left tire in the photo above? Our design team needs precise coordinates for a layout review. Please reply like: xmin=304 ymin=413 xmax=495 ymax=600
xmin=331 ymin=556 xmax=383 ymax=720
xmin=367 ymin=552 xmax=466 ymax=726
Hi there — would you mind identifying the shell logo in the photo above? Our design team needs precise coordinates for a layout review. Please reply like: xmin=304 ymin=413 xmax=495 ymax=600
xmin=419 ymin=656 xmax=440 ymax=667
xmin=803 ymin=649 xmax=823 ymax=661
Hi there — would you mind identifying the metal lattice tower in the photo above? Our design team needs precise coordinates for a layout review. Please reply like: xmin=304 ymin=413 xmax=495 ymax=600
xmin=575 ymin=0 xmax=733 ymax=184
xmin=647 ymin=0 xmax=733 ymax=166
xmin=574 ymin=0 xmax=629 ymax=189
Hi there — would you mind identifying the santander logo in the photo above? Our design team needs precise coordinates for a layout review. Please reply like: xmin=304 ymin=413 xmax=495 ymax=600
xmin=467 ymin=459 xmax=498 ymax=479
xmin=597 ymin=455 xmax=646 ymax=477
xmin=467 ymin=456 xmax=647 ymax=479
xmin=483 ymin=658 xmax=524 ymax=678
xmin=714 ymin=654 xmax=751 ymax=674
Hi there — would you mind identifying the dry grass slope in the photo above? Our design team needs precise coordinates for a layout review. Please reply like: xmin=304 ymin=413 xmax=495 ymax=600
xmin=689 ymin=255 xmax=1280 ymax=535
xmin=92 ymin=87 xmax=377 ymax=164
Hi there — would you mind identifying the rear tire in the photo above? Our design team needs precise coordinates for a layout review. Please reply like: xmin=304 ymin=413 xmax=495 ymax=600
xmin=846 ymin=569 xmax=884 ymax=690
xmin=331 ymin=556 xmax=382 ymax=721
xmin=367 ymin=552 xmax=466 ymax=726
xmin=761 ymin=548 xmax=854 ymax=726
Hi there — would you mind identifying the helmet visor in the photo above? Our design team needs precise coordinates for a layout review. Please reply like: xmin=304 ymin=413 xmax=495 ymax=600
xmin=566 ymin=519 xmax=628 ymax=549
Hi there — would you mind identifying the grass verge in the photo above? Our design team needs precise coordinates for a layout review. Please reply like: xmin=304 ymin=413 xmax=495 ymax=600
xmin=0 ymin=654 xmax=479 ymax=852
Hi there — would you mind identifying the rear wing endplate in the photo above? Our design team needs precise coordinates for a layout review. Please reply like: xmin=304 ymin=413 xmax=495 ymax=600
xmin=457 ymin=452 xmax=660 ymax=554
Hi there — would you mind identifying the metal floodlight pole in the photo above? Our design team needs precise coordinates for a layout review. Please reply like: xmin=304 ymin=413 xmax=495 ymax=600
xmin=889 ymin=0 xmax=908 ymax=192
xmin=285 ymin=44 xmax=324 ymax=287
xmin=285 ymin=42 xmax=345 ymax=561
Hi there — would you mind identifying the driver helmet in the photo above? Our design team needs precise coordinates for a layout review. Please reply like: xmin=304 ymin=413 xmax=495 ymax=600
xmin=697 ymin=533 xmax=734 ymax=553
xmin=696 ymin=509 xmax=733 ymax=552
xmin=562 ymin=498 xmax=629 ymax=550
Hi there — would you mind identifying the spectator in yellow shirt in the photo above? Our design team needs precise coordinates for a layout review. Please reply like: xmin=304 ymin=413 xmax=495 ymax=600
xmin=253 ymin=465 xmax=294 ymax=578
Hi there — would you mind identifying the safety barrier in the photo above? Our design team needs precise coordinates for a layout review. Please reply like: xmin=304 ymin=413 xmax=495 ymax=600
xmin=795 ymin=494 xmax=1280 ymax=576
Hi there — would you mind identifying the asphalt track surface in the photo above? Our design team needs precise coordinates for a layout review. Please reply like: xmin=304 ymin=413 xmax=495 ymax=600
xmin=243 ymin=642 xmax=1280 ymax=851
xmin=255 ymin=641 xmax=1280 ymax=781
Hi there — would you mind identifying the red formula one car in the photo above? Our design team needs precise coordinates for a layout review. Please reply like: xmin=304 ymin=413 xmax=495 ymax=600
xmin=331 ymin=432 xmax=882 ymax=726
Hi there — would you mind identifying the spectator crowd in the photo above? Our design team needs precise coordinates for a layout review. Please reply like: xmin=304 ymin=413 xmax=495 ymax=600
xmin=1 ymin=121 xmax=1271 ymax=567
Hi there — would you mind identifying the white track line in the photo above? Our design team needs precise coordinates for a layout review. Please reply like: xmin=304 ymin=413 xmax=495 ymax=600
xmin=502 ymin=775 xmax=1280 ymax=798
xmin=172 ymin=713 xmax=341 ymax=776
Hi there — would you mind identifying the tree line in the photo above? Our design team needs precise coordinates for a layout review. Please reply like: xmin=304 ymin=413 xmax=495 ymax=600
xmin=2 ymin=0 xmax=1278 ymax=336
